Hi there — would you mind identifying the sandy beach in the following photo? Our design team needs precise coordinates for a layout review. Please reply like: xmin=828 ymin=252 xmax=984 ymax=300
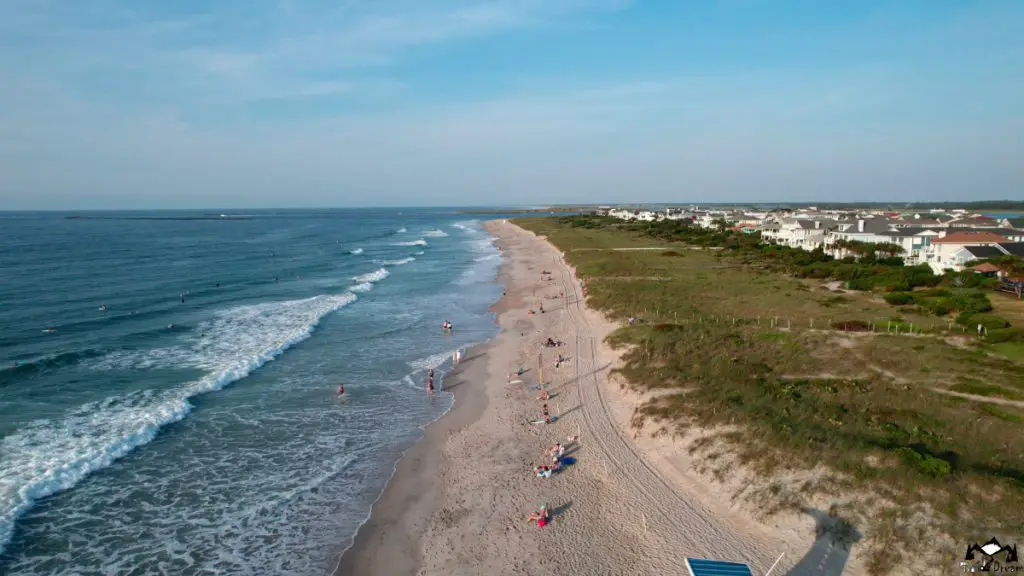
xmin=336 ymin=220 xmax=864 ymax=576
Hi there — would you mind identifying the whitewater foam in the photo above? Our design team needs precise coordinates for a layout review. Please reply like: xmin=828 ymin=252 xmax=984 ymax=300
xmin=350 ymin=282 xmax=374 ymax=293
xmin=0 ymin=292 xmax=357 ymax=556
xmin=353 ymin=268 xmax=390 ymax=284
xmin=451 ymin=221 xmax=480 ymax=234
xmin=394 ymin=239 xmax=427 ymax=247
xmin=423 ymin=229 xmax=448 ymax=238
xmin=377 ymin=257 xmax=415 ymax=266
xmin=349 ymin=248 xmax=364 ymax=255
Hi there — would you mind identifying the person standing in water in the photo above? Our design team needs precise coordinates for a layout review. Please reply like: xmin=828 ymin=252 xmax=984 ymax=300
xmin=427 ymin=371 xmax=435 ymax=395
xmin=337 ymin=383 xmax=345 ymax=395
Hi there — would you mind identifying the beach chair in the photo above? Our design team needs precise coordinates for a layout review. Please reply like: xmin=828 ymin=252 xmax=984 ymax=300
xmin=684 ymin=558 xmax=752 ymax=576
xmin=684 ymin=553 xmax=784 ymax=576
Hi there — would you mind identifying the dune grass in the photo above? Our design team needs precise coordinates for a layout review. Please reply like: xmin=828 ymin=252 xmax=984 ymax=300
xmin=517 ymin=216 xmax=1024 ymax=572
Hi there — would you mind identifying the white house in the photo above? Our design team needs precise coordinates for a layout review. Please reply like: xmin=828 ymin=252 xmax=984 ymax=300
xmin=922 ymin=231 xmax=1009 ymax=273
xmin=827 ymin=218 xmax=898 ymax=247
xmin=764 ymin=218 xmax=836 ymax=250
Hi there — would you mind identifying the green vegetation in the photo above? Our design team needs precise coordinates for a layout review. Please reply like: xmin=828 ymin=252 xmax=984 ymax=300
xmin=518 ymin=215 xmax=1024 ymax=573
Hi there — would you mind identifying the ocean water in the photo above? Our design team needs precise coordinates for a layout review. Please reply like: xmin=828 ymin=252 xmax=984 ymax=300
xmin=0 ymin=210 xmax=503 ymax=575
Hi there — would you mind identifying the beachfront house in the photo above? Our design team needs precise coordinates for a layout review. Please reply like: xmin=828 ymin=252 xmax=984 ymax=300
xmin=828 ymin=218 xmax=898 ymax=245
xmin=763 ymin=218 xmax=836 ymax=250
xmin=877 ymin=228 xmax=941 ymax=265
xmin=922 ymin=231 xmax=1009 ymax=273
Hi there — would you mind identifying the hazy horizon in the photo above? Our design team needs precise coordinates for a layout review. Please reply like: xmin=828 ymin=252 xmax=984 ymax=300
xmin=2 ymin=1 xmax=1022 ymax=210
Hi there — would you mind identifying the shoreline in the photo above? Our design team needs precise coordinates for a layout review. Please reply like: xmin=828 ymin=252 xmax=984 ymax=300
xmin=334 ymin=220 xmax=858 ymax=576
xmin=332 ymin=338 xmax=495 ymax=576
xmin=333 ymin=257 xmax=511 ymax=575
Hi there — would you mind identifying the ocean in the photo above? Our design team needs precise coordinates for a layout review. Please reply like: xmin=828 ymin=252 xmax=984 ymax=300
xmin=0 ymin=209 xmax=503 ymax=575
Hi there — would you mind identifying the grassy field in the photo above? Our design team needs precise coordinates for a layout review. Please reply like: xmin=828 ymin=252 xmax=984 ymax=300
xmin=517 ymin=216 xmax=1024 ymax=573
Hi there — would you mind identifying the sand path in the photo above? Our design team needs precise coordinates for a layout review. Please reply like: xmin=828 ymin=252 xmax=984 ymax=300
xmin=504 ymin=222 xmax=791 ymax=575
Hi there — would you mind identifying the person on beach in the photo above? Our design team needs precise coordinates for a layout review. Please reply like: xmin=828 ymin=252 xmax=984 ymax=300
xmin=538 ymin=389 xmax=549 ymax=401
xmin=527 ymin=504 xmax=550 ymax=526
xmin=534 ymin=464 xmax=556 ymax=478
xmin=547 ymin=443 xmax=565 ymax=462
xmin=542 ymin=403 xmax=551 ymax=424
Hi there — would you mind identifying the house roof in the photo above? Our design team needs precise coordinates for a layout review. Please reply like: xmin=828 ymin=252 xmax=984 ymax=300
xmin=840 ymin=219 xmax=896 ymax=235
xmin=986 ymin=228 xmax=1024 ymax=237
xmin=884 ymin=227 xmax=941 ymax=237
xmin=932 ymin=232 xmax=1008 ymax=244
xmin=949 ymin=216 xmax=1000 ymax=227
xmin=962 ymin=245 xmax=1005 ymax=259
xmin=893 ymin=217 xmax=947 ymax=226
xmin=1000 ymin=242 xmax=1024 ymax=257
xmin=972 ymin=262 xmax=1003 ymax=273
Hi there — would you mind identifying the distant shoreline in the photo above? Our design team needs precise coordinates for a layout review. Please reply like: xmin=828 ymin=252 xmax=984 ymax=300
xmin=64 ymin=215 xmax=255 ymax=221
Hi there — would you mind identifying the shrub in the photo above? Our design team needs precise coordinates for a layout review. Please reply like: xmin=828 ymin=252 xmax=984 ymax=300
xmin=959 ymin=313 xmax=1010 ymax=330
xmin=661 ymin=250 xmax=682 ymax=257
xmin=884 ymin=292 xmax=915 ymax=305
xmin=916 ymin=297 xmax=952 ymax=317
xmin=915 ymin=288 xmax=952 ymax=298
xmin=895 ymin=447 xmax=952 ymax=479
xmin=986 ymin=327 xmax=1024 ymax=343
xmin=835 ymin=320 xmax=871 ymax=332
xmin=822 ymin=295 xmax=849 ymax=307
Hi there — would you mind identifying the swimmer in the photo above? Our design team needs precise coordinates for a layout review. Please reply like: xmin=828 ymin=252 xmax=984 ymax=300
xmin=167 ymin=324 xmax=176 ymax=329
xmin=98 ymin=304 xmax=108 ymax=312
xmin=337 ymin=383 xmax=345 ymax=395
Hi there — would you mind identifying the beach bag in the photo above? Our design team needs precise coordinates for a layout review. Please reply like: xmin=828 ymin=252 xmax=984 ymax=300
xmin=537 ymin=518 xmax=547 ymax=527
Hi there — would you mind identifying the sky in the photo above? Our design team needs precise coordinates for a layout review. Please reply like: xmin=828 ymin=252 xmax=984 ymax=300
xmin=0 ymin=0 xmax=1022 ymax=209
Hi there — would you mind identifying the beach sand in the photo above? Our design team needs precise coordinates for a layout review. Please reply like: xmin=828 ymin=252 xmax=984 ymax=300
xmin=336 ymin=220 xmax=863 ymax=576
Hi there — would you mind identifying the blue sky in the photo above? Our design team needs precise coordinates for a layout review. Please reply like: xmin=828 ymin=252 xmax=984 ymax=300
xmin=0 ymin=0 xmax=1021 ymax=209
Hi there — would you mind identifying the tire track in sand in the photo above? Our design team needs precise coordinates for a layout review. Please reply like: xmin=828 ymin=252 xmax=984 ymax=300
xmin=530 ymin=228 xmax=781 ymax=574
